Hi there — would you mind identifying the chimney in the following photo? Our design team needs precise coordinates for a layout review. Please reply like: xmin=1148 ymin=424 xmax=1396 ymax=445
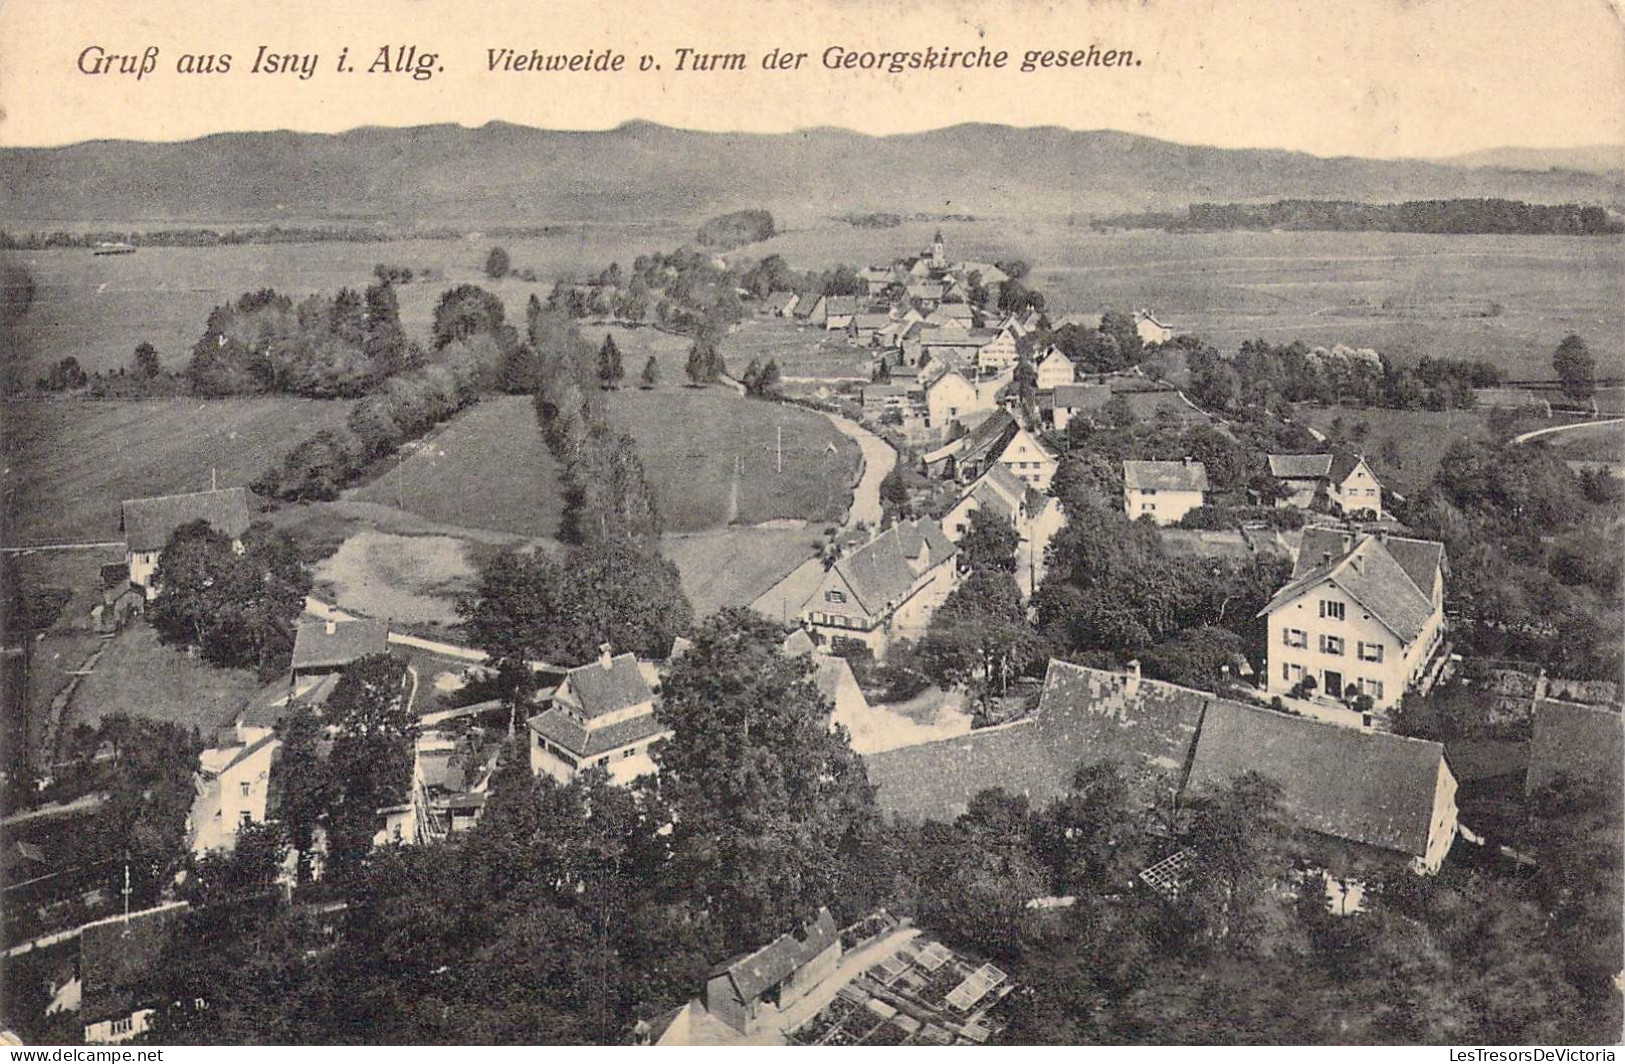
xmin=325 ymin=619 xmax=336 ymax=636
xmin=1321 ymin=551 xmax=1332 ymax=566
xmin=1183 ymin=456 xmax=1193 ymax=467
xmin=599 ymin=643 xmax=615 ymax=670
xmin=1125 ymin=659 xmax=1142 ymax=697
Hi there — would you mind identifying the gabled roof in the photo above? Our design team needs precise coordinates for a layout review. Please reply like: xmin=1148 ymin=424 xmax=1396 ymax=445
xmin=562 ymin=653 xmax=654 ymax=719
xmin=1267 ymin=453 xmax=1333 ymax=480
xmin=80 ymin=902 xmax=189 ymax=1024
xmin=1267 ymin=531 xmax=1443 ymax=643
xmin=1527 ymin=698 xmax=1624 ymax=795
xmin=764 ymin=291 xmax=798 ymax=312
xmin=780 ymin=629 xmax=817 ymax=657
xmin=1036 ymin=346 xmax=1073 ymax=368
xmin=717 ymin=908 xmax=838 ymax=1002
xmin=217 ymin=733 xmax=278 ymax=776
xmin=120 ymin=488 xmax=253 ymax=552
xmin=1330 ymin=452 xmax=1378 ymax=485
xmin=829 ymin=520 xmax=954 ymax=616
xmin=1052 ymin=312 xmax=1103 ymax=330
xmin=290 ymin=618 xmax=390 ymax=672
xmin=967 ymin=463 xmax=1028 ymax=520
xmin=1185 ymin=700 xmax=1448 ymax=858
xmin=852 ymin=312 xmax=892 ymax=329
xmin=527 ymin=705 xmax=667 ymax=759
xmin=1051 ymin=383 xmax=1111 ymax=411
xmin=825 ymin=295 xmax=859 ymax=316
xmin=1123 ymin=460 xmax=1209 ymax=493
xmin=864 ymin=661 xmax=1209 ymax=822
xmin=954 ymin=410 xmax=1019 ymax=463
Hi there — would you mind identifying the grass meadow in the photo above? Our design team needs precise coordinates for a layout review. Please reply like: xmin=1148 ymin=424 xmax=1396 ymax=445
xmin=3 ymin=397 xmax=354 ymax=546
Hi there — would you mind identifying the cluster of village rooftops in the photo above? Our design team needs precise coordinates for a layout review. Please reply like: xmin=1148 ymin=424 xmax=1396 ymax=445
xmin=71 ymin=231 xmax=1624 ymax=1044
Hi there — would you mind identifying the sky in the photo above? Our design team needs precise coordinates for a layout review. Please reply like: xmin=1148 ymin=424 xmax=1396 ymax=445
xmin=1 ymin=0 xmax=1622 ymax=157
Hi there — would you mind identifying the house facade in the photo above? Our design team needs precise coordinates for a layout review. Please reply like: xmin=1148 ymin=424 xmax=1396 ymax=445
xmin=1048 ymin=383 xmax=1111 ymax=432
xmin=1329 ymin=453 xmax=1385 ymax=519
xmin=1123 ymin=459 xmax=1208 ymax=526
xmin=800 ymin=519 xmax=958 ymax=657
xmin=527 ymin=648 xmax=668 ymax=786
xmin=1034 ymin=346 xmax=1075 ymax=391
xmin=1133 ymin=309 xmax=1175 ymax=344
xmin=120 ymin=487 xmax=253 ymax=598
xmin=1260 ymin=528 xmax=1447 ymax=711
xmin=188 ymin=727 xmax=280 ymax=854
xmin=942 ymin=463 xmax=1067 ymax=597
xmin=702 ymin=909 xmax=841 ymax=1035
xmin=996 ymin=426 xmax=1058 ymax=491
xmin=922 ymin=366 xmax=980 ymax=429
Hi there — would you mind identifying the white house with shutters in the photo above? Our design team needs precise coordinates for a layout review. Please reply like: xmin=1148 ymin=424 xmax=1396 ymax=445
xmin=1122 ymin=459 xmax=1208 ymax=526
xmin=1260 ymin=528 xmax=1447 ymax=711
xmin=1034 ymin=345 xmax=1075 ymax=391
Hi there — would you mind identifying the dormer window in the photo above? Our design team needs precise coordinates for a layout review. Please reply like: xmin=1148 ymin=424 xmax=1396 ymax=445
xmin=825 ymin=590 xmax=846 ymax=604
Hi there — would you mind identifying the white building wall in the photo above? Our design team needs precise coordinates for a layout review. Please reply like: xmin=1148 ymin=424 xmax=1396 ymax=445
xmin=1417 ymin=760 xmax=1459 ymax=874
xmin=1264 ymin=583 xmax=1437 ymax=710
xmin=1124 ymin=487 xmax=1204 ymax=526
xmin=1333 ymin=463 xmax=1384 ymax=519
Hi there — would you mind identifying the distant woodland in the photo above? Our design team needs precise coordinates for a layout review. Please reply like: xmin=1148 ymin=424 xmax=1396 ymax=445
xmin=1100 ymin=198 xmax=1623 ymax=235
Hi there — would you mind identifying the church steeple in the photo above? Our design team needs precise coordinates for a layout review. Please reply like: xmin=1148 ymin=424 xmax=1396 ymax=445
xmin=930 ymin=230 xmax=945 ymax=265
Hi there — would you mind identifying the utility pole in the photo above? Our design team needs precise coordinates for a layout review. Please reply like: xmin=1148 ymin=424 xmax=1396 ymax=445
xmin=777 ymin=425 xmax=783 ymax=473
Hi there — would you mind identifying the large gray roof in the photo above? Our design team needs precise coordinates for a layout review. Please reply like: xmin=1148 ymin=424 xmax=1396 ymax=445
xmin=1274 ymin=530 xmax=1444 ymax=643
xmin=290 ymin=618 xmax=390 ymax=672
xmin=830 ymin=519 xmax=954 ymax=617
xmin=563 ymin=653 xmax=654 ymax=720
xmin=1123 ymin=460 xmax=1209 ymax=493
xmin=718 ymin=908 xmax=838 ymax=1002
xmin=121 ymin=488 xmax=253 ymax=552
xmin=1185 ymin=700 xmax=1447 ymax=858
xmin=1527 ymin=698 xmax=1624 ymax=795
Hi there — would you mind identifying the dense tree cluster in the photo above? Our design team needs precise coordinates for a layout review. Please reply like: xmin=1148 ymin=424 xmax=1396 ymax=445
xmin=186 ymin=285 xmax=421 ymax=399
xmin=1399 ymin=435 xmax=1622 ymax=677
xmin=147 ymin=520 xmax=313 ymax=676
xmin=1102 ymin=198 xmax=1622 ymax=236
xmin=694 ymin=209 xmax=776 ymax=249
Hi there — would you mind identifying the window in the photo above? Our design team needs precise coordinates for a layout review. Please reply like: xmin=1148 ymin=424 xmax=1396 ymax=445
xmin=1282 ymin=628 xmax=1308 ymax=649
xmin=1357 ymin=641 xmax=1384 ymax=663
xmin=1361 ymin=678 xmax=1385 ymax=701
xmin=240 ymin=781 xmax=251 ymax=797
xmin=825 ymin=590 xmax=846 ymax=604
xmin=240 ymin=810 xmax=253 ymax=827
xmin=1320 ymin=600 xmax=1346 ymax=621
xmin=1144 ymin=488 xmax=1159 ymax=496
xmin=1320 ymin=634 xmax=1345 ymax=655
xmin=111 ymin=1018 xmax=133 ymax=1036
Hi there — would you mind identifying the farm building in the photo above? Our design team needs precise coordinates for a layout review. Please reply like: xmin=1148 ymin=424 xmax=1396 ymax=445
xmin=703 ymin=909 xmax=842 ymax=1035
xmin=1046 ymin=382 xmax=1112 ymax=432
xmin=120 ymin=487 xmax=253 ymax=597
xmin=1123 ymin=459 xmax=1208 ymax=525
xmin=289 ymin=617 xmax=391 ymax=683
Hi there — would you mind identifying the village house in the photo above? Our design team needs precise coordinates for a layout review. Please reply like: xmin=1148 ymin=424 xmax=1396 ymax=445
xmin=942 ymin=463 xmax=1068 ymax=597
xmin=1133 ymin=308 xmax=1175 ymax=345
xmin=781 ymin=629 xmax=873 ymax=730
xmin=796 ymin=293 xmax=828 ymax=326
xmin=1034 ymin=345 xmax=1075 ymax=391
xmin=924 ymin=410 xmax=1019 ymax=483
xmin=80 ymin=902 xmax=190 ymax=1044
xmin=858 ymin=266 xmax=895 ymax=297
xmin=761 ymin=291 xmax=799 ymax=317
xmin=863 ymin=658 xmax=1459 ymax=875
xmin=1266 ymin=452 xmax=1386 ymax=518
xmin=187 ymin=723 xmax=280 ymax=854
xmin=526 ymin=647 xmax=668 ymax=785
xmin=647 ymin=909 xmax=843 ymax=1044
xmin=1123 ymin=459 xmax=1209 ymax=525
xmin=703 ymin=908 xmax=842 ymax=1036
xmin=799 ymin=519 xmax=958 ymax=658
xmin=289 ymin=617 xmax=391 ymax=684
xmin=1184 ymin=698 xmax=1459 ymax=874
xmin=1046 ymin=382 xmax=1112 ymax=432
xmin=997 ymin=424 xmax=1059 ymax=491
xmin=119 ymin=487 xmax=253 ymax=597
xmin=920 ymin=361 xmax=981 ymax=430
xmin=847 ymin=312 xmax=893 ymax=346
xmin=823 ymin=295 xmax=860 ymax=331
xmin=1260 ymin=527 xmax=1448 ymax=712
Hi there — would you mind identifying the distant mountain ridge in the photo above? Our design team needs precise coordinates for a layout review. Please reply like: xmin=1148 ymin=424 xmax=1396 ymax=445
xmin=2 ymin=120 xmax=1621 ymax=228
xmin=1435 ymin=144 xmax=1625 ymax=176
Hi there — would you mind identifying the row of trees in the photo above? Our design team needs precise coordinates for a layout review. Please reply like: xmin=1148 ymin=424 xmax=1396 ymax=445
xmin=1099 ymin=198 xmax=1622 ymax=236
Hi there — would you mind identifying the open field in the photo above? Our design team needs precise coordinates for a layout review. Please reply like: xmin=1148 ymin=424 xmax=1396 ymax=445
xmin=3 ymin=224 xmax=688 ymax=378
xmin=743 ymin=222 xmax=1625 ymax=380
xmin=661 ymin=527 xmax=823 ymax=618
xmin=3 ymin=397 xmax=354 ymax=547
xmin=66 ymin=623 xmax=262 ymax=736
xmin=1548 ymin=420 xmax=1625 ymax=462
xmin=347 ymin=387 xmax=858 ymax=536
xmin=347 ymin=397 xmax=567 ymax=539
xmin=312 ymin=531 xmax=477 ymax=630
xmin=604 ymin=387 xmax=861 ymax=532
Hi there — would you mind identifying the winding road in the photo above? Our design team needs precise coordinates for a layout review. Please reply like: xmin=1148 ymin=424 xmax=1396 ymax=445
xmin=823 ymin=410 xmax=897 ymax=529
xmin=1510 ymin=416 xmax=1625 ymax=446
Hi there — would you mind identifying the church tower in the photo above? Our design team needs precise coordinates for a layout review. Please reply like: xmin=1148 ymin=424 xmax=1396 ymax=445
xmin=930 ymin=230 xmax=945 ymax=265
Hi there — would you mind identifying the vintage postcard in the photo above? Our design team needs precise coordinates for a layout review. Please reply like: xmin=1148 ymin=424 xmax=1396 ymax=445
xmin=1 ymin=0 xmax=1622 ymax=1049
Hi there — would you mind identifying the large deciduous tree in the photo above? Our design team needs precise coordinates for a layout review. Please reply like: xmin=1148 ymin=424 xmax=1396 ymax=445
xmin=650 ymin=609 xmax=877 ymax=953
xmin=148 ymin=520 xmax=312 ymax=676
